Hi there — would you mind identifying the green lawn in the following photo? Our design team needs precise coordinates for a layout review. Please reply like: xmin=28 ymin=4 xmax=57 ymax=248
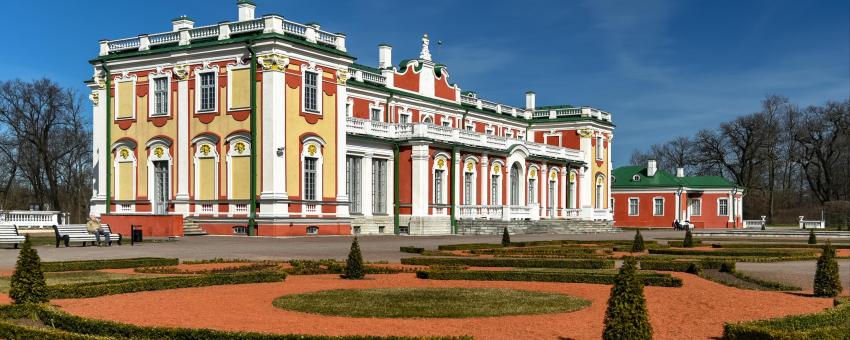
xmin=0 ymin=271 xmax=152 ymax=293
xmin=273 ymin=288 xmax=590 ymax=318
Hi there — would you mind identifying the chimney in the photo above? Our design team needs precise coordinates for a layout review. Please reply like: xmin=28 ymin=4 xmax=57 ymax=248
xmin=238 ymin=0 xmax=256 ymax=21
xmin=676 ymin=167 xmax=685 ymax=178
xmin=525 ymin=91 xmax=536 ymax=110
xmin=647 ymin=160 xmax=657 ymax=177
xmin=378 ymin=44 xmax=393 ymax=69
xmin=172 ymin=15 xmax=195 ymax=31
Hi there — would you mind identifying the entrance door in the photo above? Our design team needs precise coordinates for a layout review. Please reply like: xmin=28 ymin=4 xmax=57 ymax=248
xmin=153 ymin=161 xmax=169 ymax=214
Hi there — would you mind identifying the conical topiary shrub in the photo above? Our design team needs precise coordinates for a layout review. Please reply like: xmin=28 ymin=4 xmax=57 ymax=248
xmin=342 ymin=237 xmax=365 ymax=279
xmin=808 ymin=230 xmax=817 ymax=245
xmin=603 ymin=257 xmax=653 ymax=340
xmin=9 ymin=235 xmax=48 ymax=304
xmin=683 ymin=229 xmax=694 ymax=248
xmin=631 ymin=231 xmax=645 ymax=253
xmin=813 ymin=240 xmax=842 ymax=297
xmin=501 ymin=227 xmax=511 ymax=247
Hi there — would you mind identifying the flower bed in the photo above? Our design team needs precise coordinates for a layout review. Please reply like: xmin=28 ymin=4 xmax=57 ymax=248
xmin=400 ymin=257 xmax=614 ymax=269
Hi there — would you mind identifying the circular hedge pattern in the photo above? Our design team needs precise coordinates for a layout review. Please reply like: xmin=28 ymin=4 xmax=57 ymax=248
xmin=272 ymin=287 xmax=590 ymax=318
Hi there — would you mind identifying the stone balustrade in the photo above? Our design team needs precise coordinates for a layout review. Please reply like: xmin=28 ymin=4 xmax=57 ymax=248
xmin=0 ymin=210 xmax=68 ymax=228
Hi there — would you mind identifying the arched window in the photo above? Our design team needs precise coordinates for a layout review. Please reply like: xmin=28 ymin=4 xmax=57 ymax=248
xmin=548 ymin=169 xmax=559 ymax=216
xmin=463 ymin=159 xmax=477 ymax=205
xmin=490 ymin=162 xmax=503 ymax=205
xmin=146 ymin=138 xmax=172 ymax=215
xmin=595 ymin=175 xmax=605 ymax=209
xmin=527 ymin=166 xmax=539 ymax=205
xmin=568 ymin=171 xmax=578 ymax=209
xmin=510 ymin=163 xmax=521 ymax=205
xmin=112 ymin=140 xmax=137 ymax=212
xmin=301 ymin=137 xmax=325 ymax=202
xmin=226 ymin=135 xmax=251 ymax=204
xmin=192 ymin=136 xmax=220 ymax=202
xmin=422 ymin=116 xmax=433 ymax=124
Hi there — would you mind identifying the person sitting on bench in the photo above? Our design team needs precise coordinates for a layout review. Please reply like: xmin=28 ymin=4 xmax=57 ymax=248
xmin=673 ymin=219 xmax=682 ymax=230
xmin=94 ymin=226 xmax=111 ymax=246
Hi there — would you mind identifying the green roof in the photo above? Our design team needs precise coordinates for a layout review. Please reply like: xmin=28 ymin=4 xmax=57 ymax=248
xmin=350 ymin=63 xmax=382 ymax=74
xmin=612 ymin=166 xmax=739 ymax=190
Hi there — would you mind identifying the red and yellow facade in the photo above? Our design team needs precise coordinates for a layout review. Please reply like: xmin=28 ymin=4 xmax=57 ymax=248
xmin=89 ymin=1 xmax=615 ymax=237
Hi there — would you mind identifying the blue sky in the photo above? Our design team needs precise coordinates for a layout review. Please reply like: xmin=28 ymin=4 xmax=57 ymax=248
xmin=1 ymin=0 xmax=847 ymax=166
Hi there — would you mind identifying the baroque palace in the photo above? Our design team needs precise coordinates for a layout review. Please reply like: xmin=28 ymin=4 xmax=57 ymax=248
xmin=88 ymin=1 xmax=615 ymax=237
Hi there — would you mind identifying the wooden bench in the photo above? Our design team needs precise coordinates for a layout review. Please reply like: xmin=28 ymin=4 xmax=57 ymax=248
xmin=53 ymin=224 xmax=97 ymax=248
xmin=97 ymin=224 xmax=123 ymax=246
xmin=0 ymin=224 xmax=25 ymax=248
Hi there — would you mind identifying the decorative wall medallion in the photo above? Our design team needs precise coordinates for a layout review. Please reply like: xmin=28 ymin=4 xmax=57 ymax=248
xmin=95 ymin=76 xmax=106 ymax=90
xmin=119 ymin=148 xmax=129 ymax=159
xmin=577 ymin=128 xmax=594 ymax=138
xmin=530 ymin=169 xmax=536 ymax=178
xmin=235 ymin=142 xmax=246 ymax=154
xmin=466 ymin=162 xmax=473 ymax=171
xmin=570 ymin=172 xmax=576 ymax=183
xmin=200 ymin=144 xmax=211 ymax=156
xmin=437 ymin=158 xmax=445 ymax=169
xmin=307 ymin=144 xmax=317 ymax=156
xmin=493 ymin=164 xmax=500 ymax=173
xmin=259 ymin=53 xmax=290 ymax=72
xmin=154 ymin=147 xmax=164 ymax=158
xmin=89 ymin=91 xmax=100 ymax=105
xmin=173 ymin=64 xmax=189 ymax=80
xmin=550 ymin=172 xmax=557 ymax=180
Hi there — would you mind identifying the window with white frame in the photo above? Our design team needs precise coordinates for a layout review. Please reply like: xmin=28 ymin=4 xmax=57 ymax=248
xmin=464 ymin=172 xmax=473 ymax=205
xmin=485 ymin=127 xmax=494 ymax=135
xmin=372 ymin=159 xmax=387 ymax=214
xmin=434 ymin=170 xmax=445 ymax=204
xmin=505 ymin=130 xmax=513 ymax=139
xmin=654 ymin=197 xmax=664 ymax=216
xmin=152 ymin=77 xmax=169 ymax=116
xmin=628 ymin=198 xmax=639 ymax=216
xmin=718 ymin=198 xmax=729 ymax=216
xmin=303 ymin=70 xmax=319 ymax=112
xmin=465 ymin=124 xmax=474 ymax=131
xmin=490 ymin=174 xmax=500 ymax=204
xmin=441 ymin=119 xmax=452 ymax=127
xmin=346 ymin=156 xmax=361 ymax=214
xmin=198 ymin=72 xmax=216 ymax=112
xmin=304 ymin=157 xmax=318 ymax=201
xmin=422 ymin=116 xmax=433 ymax=124
xmin=596 ymin=136 xmax=604 ymax=160
xmin=689 ymin=198 xmax=702 ymax=216
xmin=528 ymin=178 xmax=536 ymax=204
xmin=399 ymin=112 xmax=410 ymax=124
xmin=370 ymin=108 xmax=381 ymax=121
xmin=595 ymin=176 xmax=604 ymax=209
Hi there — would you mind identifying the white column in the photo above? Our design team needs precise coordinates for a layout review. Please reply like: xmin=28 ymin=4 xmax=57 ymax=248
xmin=259 ymin=64 xmax=289 ymax=217
xmin=411 ymin=143 xmax=430 ymax=216
xmin=728 ymin=192 xmax=734 ymax=223
xmin=675 ymin=191 xmax=682 ymax=222
xmin=579 ymin=166 xmax=593 ymax=219
xmin=541 ymin=164 xmax=548 ymax=218
xmin=335 ymin=81 xmax=349 ymax=218
xmin=480 ymin=154 xmax=489 ymax=206
xmin=174 ymin=72 xmax=190 ymax=214
xmin=453 ymin=150 xmax=461 ymax=209
xmin=560 ymin=166 xmax=568 ymax=218
xmin=386 ymin=156 xmax=395 ymax=216
xmin=362 ymin=154 xmax=373 ymax=216
xmin=89 ymin=84 xmax=107 ymax=216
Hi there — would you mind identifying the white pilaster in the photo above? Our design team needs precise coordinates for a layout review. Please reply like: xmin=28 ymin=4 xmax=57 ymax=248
xmin=480 ymin=154 xmax=489 ymax=205
xmin=89 ymin=84 xmax=107 ymax=216
xmin=259 ymin=63 xmax=289 ymax=217
xmin=560 ymin=166 xmax=568 ymax=217
xmin=579 ymin=132 xmax=593 ymax=219
xmin=174 ymin=72 xmax=190 ymax=214
xmin=675 ymin=191 xmax=682 ymax=222
xmin=386 ymin=157 xmax=395 ymax=216
xmin=411 ymin=144 xmax=430 ymax=216
xmin=362 ymin=154 xmax=373 ymax=216
xmin=335 ymin=78 xmax=349 ymax=217
xmin=541 ymin=164 xmax=548 ymax=218
xmin=453 ymin=150 xmax=461 ymax=209
xmin=728 ymin=192 xmax=734 ymax=223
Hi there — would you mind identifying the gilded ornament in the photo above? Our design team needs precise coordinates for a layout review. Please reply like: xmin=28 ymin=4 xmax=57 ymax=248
xmin=259 ymin=53 xmax=290 ymax=72
xmin=569 ymin=172 xmax=576 ymax=183
xmin=437 ymin=158 xmax=445 ymax=169
xmin=307 ymin=144 xmax=317 ymax=156
xmin=119 ymin=148 xmax=129 ymax=159
xmin=235 ymin=142 xmax=246 ymax=153
xmin=173 ymin=64 xmax=189 ymax=80
xmin=337 ymin=69 xmax=350 ymax=85
xmin=154 ymin=147 xmax=164 ymax=158
xmin=89 ymin=91 xmax=100 ymax=105
xmin=550 ymin=171 xmax=557 ymax=180
xmin=493 ymin=164 xmax=500 ymax=173
xmin=466 ymin=162 xmax=473 ymax=171
xmin=577 ymin=128 xmax=594 ymax=138
xmin=530 ymin=169 xmax=536 ymax=178
xmin=200 ymin=144 xmax=211 ymax=156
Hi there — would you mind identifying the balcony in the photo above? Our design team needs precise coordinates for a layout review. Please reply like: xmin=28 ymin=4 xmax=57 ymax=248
xmin=346 ymin=117 xmax=584 ymax=163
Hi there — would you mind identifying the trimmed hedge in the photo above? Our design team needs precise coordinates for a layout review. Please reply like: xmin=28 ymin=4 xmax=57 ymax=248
xmin=639 ymin=259 xmax=736 ymax=274
xmin=416 ymin=270 xmax=683 ymax=287
xmin=712 ymin=243 xmax=850 ymax=249
xmin=0 ymin=304 xmax=470 ymax=340
xmin=284 ymin=259 xmax=409 ymax=276
xmin=400 ymin=246 xmax=425 ymax=254
xmin=47 ymin=270 xmax=286 ymax=299
xmin=470 ymin=247 xmax=611 ymax=256
xmin=642 ymin=254 xmax=820 ymax=263
xmin=134 ymin=262 xmax=277 ymax=275
xmin=42 ymin=257 xmax=179 ymax=272
xmin=648 ymin=248 xmax=819 ymax=257
xmin=437 ymin=240 xmax=657 ymax=251
xmin=667 ymin=240 xmax=703 ymax=247
xmin=400 ymin=257 xmax=614 ymax=269
xmin=723 ymin=297 xmax=850 ymax=339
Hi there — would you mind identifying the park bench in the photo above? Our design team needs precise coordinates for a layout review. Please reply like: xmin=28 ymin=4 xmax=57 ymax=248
xmin=97 ymin=224 xmax=123 ymax=246
xmin=53 ymin=224 xmax=96 ymax=248
xmin=0 ymin=224 xmax=25 ymax=248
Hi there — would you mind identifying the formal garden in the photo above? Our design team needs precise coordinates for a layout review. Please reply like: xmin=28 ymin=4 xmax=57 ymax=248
xmin=0 ymin=230 xmax=847 ymax=339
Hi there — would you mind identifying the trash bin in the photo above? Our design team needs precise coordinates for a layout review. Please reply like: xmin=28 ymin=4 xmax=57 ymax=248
xmin=131 ymin=225 xmax=143 ymax=245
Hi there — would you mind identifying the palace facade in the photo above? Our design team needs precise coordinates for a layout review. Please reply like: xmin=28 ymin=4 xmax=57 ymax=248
xmin=89 ymin=1 xmax=615 ymax=237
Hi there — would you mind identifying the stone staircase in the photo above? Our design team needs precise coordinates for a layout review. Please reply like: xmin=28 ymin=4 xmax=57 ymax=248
xmin=182 ymin=218 xmax=208 ymax=236
xmin=457 ymin=219 xmax=619 ymax=235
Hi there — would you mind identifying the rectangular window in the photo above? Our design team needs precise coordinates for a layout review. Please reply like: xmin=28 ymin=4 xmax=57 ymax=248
xmin=399 ymin=114 xmax=410 ymax=124
xmin=442 ymin=120 xmax=452 ymax=127
xmin=153 ymin=77 xmax=168 ymax=116
xmin=304 ymin=157 xmax=317 ymax=201
xmin=490 ymin=175 xmax=499 ymax=204
xmin=596 ymin=136 xmax=604 ymax=160
xmin=654 ymin=198 xmax=664 ymax=216
xmin=528 ymin=179 xmax=536 ymax=204
xmin=505 ymin=131 xmax=513 ymax=138
xmin=465 ymin=124 xmax=474 ymax=131
xmin=463 ymin=173 xmax=473 ymax=205
xmin=434 ymin=170 xmax=444 ymax=204
xmin=346 ymin=156 xmax=361 ymax=213
xmin=372 ymin=159 xmax=387 ymax=214
xmin=628 ymin=198 xmax=639 ymax=216
xmin=718 ymin=198 xmax=729 ymax=216
xmin=303 ymin=71 xmax=318 ymax=112
xmin=690 ymin=198 xmax=702 ymax=216
xmin=370 ymin=108 xmax=381 ymax=121
xmin=199 ymin=72 xmax=216 ymax=112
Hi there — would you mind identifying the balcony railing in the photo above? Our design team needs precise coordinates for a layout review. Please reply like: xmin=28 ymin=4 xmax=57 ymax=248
xmin=532 ymin=106 xmax=612 ymax=122
xmin=100 ymin=15 xmax=346 ymax=56
xmin=346 ymin=117 xmax=584 ymax=162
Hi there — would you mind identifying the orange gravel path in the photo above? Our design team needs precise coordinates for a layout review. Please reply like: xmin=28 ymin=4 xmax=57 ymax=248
xmin=0 ymin=294 xmax=9 ymax=305
xmin=55 ymin=273 xmax=832 ymax=340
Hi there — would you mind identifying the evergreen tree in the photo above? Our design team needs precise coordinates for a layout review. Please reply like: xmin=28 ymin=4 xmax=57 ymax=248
xmin=342 ymin=237 xmax=365 ymax=279
xmin=501 ymin=227 xmax=511 ymax=247
xmin=808 ymin=230 xmax=817 ymax=245
xmin=603 ymin=257 xmax=653 ymax=340
xmin=9 ymin=236 xmax=48 ymax=304
xmin=813 ymin=240 xmax=842 ymax=297
xmin=682 ymin=229 xmax=694 ymax=248
xmin=631 ymin=231 xmax=645 ymax=253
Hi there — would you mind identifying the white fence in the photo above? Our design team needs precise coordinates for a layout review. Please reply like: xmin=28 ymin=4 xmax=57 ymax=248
xmin=799 ymin=216 xmax=825 ymax=229
xmin=743 ymin=216 xmax=767 ymax=229
xmin=457 ymin=205 xmax=540 ymax=221
xmin=0 ymin=211 xmax=67 ymax=228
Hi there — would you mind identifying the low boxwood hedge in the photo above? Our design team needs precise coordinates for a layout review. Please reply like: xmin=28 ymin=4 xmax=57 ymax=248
xmin=400 ymin=246 xmax=425 ymax=254
xmin=134 ymin=262 xmax=278 ymax=275
xmin=47 ymin=270 xmax=287 ymax=299
xmin=667 ymin=240 xmax=703 ymax=247
xmin=400 ymin=257 xmax=614 ymax=269
xmin=470 ymin=247 xmax=611 ymax=256
xmin=416 ymin=269 xmax=683 ymax=287
xmin=712 ymin=243 xmax=850 ymax=249
xmin=41 ymin=257 xmax=179 ymax=272
xmin=723 ymin=297 xmax=850 ymax=339
xmin=437 ymin=240 xmax=658 ymax=251
xmin=639 ymin=259 xmax=736 ymax=274
xmin=0 ymin=304 xmax=470 ymax=340
xmin=648 ymin=248 xmax=819 ymax=257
